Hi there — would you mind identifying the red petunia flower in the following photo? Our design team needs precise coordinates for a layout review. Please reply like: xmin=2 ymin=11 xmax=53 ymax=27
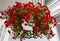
xmin=25 ymin=7 xmax=31 ymax=11
xmin=14 ymin=24 xmax=18 ymax=28
xmin=24 ymin=4 xmax=30 ymax=7
xmin=49 ymin=17 xmax=57 ymax=26
xmin=32 ymin=26 xmax=36 ymax=30
xmin=52 ymin=17 xmax=57 ymax=26
xmin=28 ymin=2 xmax=34 ymax=7
xmin=25 ymin=13 xmax=30 ymax=18
xmin=39 ymin=20 xmax=43 ymax=23
xmin=25 ymin=17 xmax=29 ymax=22
xmin=15 ymin=2 xmax=22 ymax=9
xmin=37 ymin=28 xmax=41 ymax=32
xmin=25 ymin=14 xmax=30 ymax=22
xmin=45 ymin=10 xmax=50 ymax=18
xmin=42 ymin=5 xmax=49 ymax=11
xmin=22 ymin=12 xmax=26 ymax=16
xmin=34 ymin=19 xmax=38 ymax=26
xmin=16 ymin=5 xmax=22 ymax=9
xmin=5 ymin=10 xmax=10 ymax=14
xmin=34 ymin=13 xmax=39 ymax=17
xmin=15 ymin=10 xmax=20 ymax=14
xmin=9 ymin=14 xmax=15 ymax=20
xmin=4 ymin=20 xmax=11 ymax=27
xmin=44 ymin=25 xmax=49 ymax=30
xmin=49 ymin=17 xmax=53 ymax=23
xmin=49 ymin=29 xmax=54 ymax=37
xmin=9 ymin=18 xmax=16 ymax=24
xmin=43 ymin=16 xmax=48 ymax=23
xmin=24 ymin=4 xmax=30 ymax=10
xmin=32 ymin=7 xmax=41 ymax=13
xmin=54 ymin=22 xmax=57 ymax=26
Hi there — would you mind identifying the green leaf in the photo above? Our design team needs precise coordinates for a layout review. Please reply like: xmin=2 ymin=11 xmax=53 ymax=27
xmin=28 ymin=20 xmax=34 ymax=26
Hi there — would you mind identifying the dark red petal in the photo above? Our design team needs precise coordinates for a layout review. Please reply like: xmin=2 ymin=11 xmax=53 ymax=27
xmin=42 ymin=5 xmax=48 ymax=10
xmin=14 ymin=24 xmax=18 ymax=28
xmin=13 ymin=29 xmax=16 ymax=32
xmin=4 ymin=20 xmax=10 ymax=27
xmin=37 ymin=28 xmax=41 ymax=32
xmin=8 ymin=30 xmax=11 ymax=34
xmin=20 ymin=26 xmax=23 ymax=30
xmin=12 ymin=37 xmax=16 ymax=39
xmin=44 ymin=25 xmax=49 ymax=30
xmin=0 ymin=12 xmax=3 ymax=15
xmin=38 ymin=2 xmax=41 ymax=6
xmin=25 ymin=23 xmax=28 ymax=26
xmin=32 ymin=26 xmax=36 ymax=30
xmin=49 ymin=29 xmax=53 ymax=35
xmin=0 ymin=16 xmax=2 ymax=18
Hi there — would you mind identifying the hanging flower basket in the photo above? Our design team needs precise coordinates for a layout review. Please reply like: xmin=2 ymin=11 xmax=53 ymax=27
xmin=0 ymin=2 xmax=57 ymax=41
